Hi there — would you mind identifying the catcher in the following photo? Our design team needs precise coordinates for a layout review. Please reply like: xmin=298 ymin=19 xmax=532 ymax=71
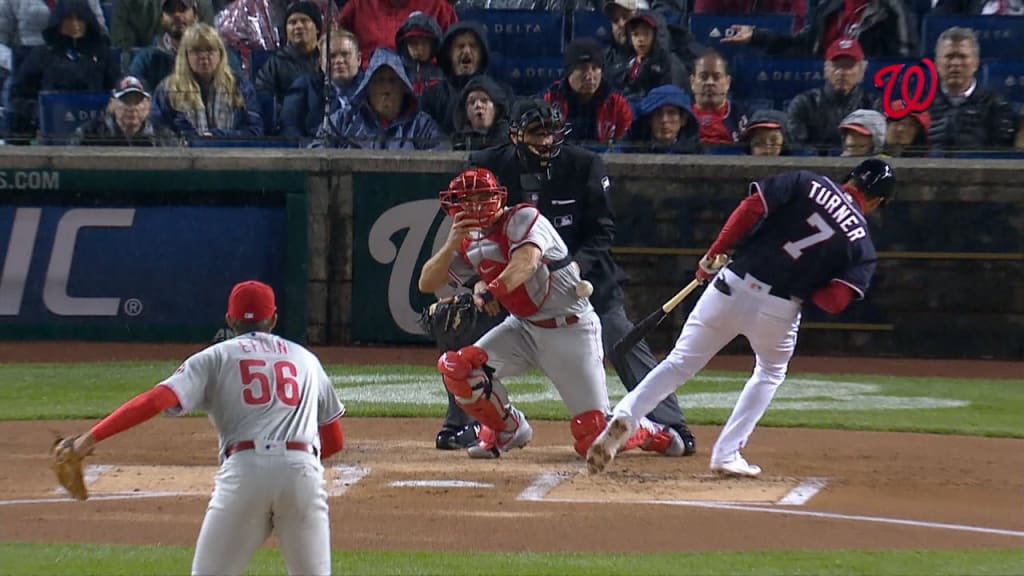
xmin=50 ymin=280 xmax=345 ymax=576
xmin=417 ymin=167 xmax=687 ymax=460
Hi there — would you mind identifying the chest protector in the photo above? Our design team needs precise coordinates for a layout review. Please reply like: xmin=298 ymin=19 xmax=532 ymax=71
xmin=460 ymin=204 xmax=549 ymax=318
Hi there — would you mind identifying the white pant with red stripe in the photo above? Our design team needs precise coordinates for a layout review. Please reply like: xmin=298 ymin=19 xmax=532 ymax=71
xmin=611 ymin=267 xmax=802 ymax=465
xmin=191 ymin=448 xmax=330 ymax=576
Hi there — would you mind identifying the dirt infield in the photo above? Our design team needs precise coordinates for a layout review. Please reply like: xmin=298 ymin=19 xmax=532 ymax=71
xmin=1 ymin=342 xmax=1022 ymax=554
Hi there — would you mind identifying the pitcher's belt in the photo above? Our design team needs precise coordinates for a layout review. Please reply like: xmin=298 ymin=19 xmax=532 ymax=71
xmin=224 ymin=440 xmax=317 ymax=459
xmin=527 ymin=314 xmax=580 ymax=328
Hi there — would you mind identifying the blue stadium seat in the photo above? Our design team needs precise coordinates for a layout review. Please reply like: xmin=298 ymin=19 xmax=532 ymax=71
xmin=922 ymin=16 xmax=1024 ymax=60
xmin=494 ymin=56 xmax=563 ymax=97
xmin=37 ymin=91 xmax=110 ymax=143
xmin=456 ymin=9 xmax=564 ymax=58
xmin=570 ymin=10 xmax=611 ymax=44
xmin=983 ymin=61 xmax=1024 ymax=105
xmin=688 ymin=14 xmax=795 ymax=56
xmin=730 ymin=57 xmax=822 ymax=109
xmin=101 ymin=1 xmax=113 ymax=28
xmin=257 ymin=91 xmax=277 ymax=135
xmin=739 ymin=98 xmax=775 ymax=112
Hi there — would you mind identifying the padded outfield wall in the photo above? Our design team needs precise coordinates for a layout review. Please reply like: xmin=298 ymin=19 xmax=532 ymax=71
xmin=0 ymin=148 xmax=1019 ymax=359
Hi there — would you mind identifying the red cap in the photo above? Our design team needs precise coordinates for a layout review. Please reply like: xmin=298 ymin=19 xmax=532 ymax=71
xmin=885 ymin=99 xmax=932 ymax=132
xmin=227 ymin=281 xmax=276 ymax=322
xmin=825 ymin=38 xmax=864 ymax=62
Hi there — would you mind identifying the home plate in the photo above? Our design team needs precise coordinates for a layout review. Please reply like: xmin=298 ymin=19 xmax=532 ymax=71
xmin=390 ymin=480 xmax=494 ymax=488
xmin=549 ymin=471 xmax=819 ymax=504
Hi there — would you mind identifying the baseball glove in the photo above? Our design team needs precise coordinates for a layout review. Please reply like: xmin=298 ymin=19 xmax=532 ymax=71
xmin=51 ymin=435 xmax=91 ymax=501
xmin=419 ymin=293 xmax=480 ymax=352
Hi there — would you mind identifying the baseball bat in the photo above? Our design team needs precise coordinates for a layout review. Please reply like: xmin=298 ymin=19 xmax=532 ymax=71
xmin=612 ymin=255 xmax=728 ymax=359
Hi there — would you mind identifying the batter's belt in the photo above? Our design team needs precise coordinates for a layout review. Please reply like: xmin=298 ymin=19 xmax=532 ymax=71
xmin=724 ymin=262 xmax=798 ymax=301
xmin=527 ymin=314 xmax=580 ymax=328
xmin=224 ymin=440 xmax=317 ymax=459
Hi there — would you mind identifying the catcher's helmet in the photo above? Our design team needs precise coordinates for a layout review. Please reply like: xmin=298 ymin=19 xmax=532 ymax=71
xmin=844 ymin=158 xmax=896 ymax=203
xmin=440 ymin=167 xmax=508 ymax=222
xmin=509 ymin=98 xmax=569 ymax=162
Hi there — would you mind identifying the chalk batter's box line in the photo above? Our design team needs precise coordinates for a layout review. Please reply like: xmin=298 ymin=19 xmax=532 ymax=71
xmin=516 ymin=471 xmax=1024 ymax=539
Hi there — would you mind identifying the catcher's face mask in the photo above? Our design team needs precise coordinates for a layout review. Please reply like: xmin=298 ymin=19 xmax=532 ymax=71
xmin=510 ymin=103 xmax=569 ymax=166
xmin=440 ymin=168 xmax=508 ymax=225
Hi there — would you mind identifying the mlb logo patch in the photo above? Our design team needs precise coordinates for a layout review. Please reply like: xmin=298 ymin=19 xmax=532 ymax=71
xmin=601 ymin=176 xmax=610 ymax=192
xmin=553 ymin=215 xmax=574 ymax=227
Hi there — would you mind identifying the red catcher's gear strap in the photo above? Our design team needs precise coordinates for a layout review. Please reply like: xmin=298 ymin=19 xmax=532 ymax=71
xmin=90 ymin=385 xmax=180 ymax=442
xmin=708 ymin=193 xmax=766 ymax=256
xmin=810 ymin=281 xmax=855 ymax=315
xmin=319 ymin=419 xmax=344 ymax=460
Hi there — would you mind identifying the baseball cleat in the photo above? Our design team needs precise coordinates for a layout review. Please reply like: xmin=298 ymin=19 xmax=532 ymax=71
xmin=674 ymin=424 xmax=698 ymax=456
xmin=467 ymin=409 xmax=532 ymax=459
xmin=586 ymin=416 xmax=632 ymax=474
xmin=710 ymin=454 xmax=762 ymax=478
xmin=435 ymin=423 xmax=480 ymax=451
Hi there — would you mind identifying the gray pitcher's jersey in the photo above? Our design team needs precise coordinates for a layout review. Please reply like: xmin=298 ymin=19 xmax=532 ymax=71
xmin=161 ymin=332 xmax=345 ymax=458
xmin=448 ymin=206 xmax=591 ymax=320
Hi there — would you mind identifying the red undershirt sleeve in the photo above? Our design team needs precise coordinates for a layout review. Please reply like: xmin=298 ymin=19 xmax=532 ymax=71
xmin=810 ymin=281 xmax=855 ymax=315
xmin=708 ymin=193 xmax=767 ymax=256
xmin=319 ymin=419 xmax=344 ymax=460
xmin=90 ymin=385 xmax=181 ymax=442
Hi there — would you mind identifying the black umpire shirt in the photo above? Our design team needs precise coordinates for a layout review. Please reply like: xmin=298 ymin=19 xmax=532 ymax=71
xmin=469 ymin=143 xmax=628 ymax=313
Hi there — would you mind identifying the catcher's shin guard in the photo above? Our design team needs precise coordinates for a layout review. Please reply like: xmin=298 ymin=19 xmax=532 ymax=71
xmin=571 ymin=412 xmax=683 ymax=458
xmin=438 ymin=346 xmax=512 ymax=433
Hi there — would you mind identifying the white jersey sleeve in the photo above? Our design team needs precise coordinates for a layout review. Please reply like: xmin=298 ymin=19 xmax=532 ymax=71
xmin=316 ymin=362 xmax=345 ymax=425
xmin=161 ymin=348 xmax=218 ymax=416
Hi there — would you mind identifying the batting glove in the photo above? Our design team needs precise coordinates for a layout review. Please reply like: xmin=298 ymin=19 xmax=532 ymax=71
xmin=696 ymin=253 xmax=726 ymax=283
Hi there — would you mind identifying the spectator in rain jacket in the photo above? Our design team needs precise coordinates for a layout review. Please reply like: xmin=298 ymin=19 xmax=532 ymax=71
xmin=625 ymin=83 xmax=699 ymax=153
xmin=621 ymin=10 xmax=687 ymax=105
xmin=0 ymin=0 xmax=107 ymax=83
xmin=395 ymin=10 xmax=443 ymax=96
xmin=314 ymin=47 xmax=442 ymax=149
xmin=449 ymin=73 xmax=508 ymax=150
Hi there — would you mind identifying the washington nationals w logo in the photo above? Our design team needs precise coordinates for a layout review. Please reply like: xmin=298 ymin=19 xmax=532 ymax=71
xmin=873 ymin=58 xmax=938 ymax=120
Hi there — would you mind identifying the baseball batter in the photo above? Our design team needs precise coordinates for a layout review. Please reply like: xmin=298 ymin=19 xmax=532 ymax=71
xmin=55 ymin=281 xmax=346 ymax=576
xmin=418 ymin=168 xmax=686 ymax=459
xmin=588 ymin=159 xmax=896 ymax=477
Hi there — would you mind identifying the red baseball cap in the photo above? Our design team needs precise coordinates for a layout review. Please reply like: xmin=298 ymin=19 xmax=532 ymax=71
xmin=885 ymin=99 xmax=932 ymax=132
xmin=825 ymin=38 xmax=864 ymax=62
xmin=227 ymin=281 xmax=277 ymax=322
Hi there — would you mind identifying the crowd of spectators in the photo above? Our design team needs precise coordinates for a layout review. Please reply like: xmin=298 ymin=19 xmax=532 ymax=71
xmin=0 ymin=0 xmax=1022 ymax=154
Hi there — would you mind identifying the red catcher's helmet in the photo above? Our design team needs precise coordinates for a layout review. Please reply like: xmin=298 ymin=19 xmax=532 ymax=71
xmin=440 ymin=168 xmax=508 ymax=222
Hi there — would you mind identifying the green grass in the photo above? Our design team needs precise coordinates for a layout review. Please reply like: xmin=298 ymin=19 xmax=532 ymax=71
xmin=4 ymin=362 xmax=1022 ymax=438
xmin=2 ymin=542 xmax=1023 ymax=576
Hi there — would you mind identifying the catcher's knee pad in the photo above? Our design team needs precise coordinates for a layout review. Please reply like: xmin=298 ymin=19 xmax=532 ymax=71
xmin=438 ymin=346 xmax=509 ymax=432
xmin=570 ymin=410 xmax=607 ymax=457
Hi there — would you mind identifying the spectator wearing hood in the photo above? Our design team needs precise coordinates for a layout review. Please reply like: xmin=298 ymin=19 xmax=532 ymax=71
xmin=450 ymin=74 xmax=508 ymax=151
xmin=0 ymin=0 xmax=106 ymax=86
xmin=785 ymin=38 xmax=877 ymax=154
xmin=839 ymin=108 xmax=885 ymax=156
xmin=741 ymin=109 xmax=790 ymax=156
xmin=314 ymin=47 xmax=441 ymax=149
xmin=883 ymin=99 xmax=929 ymax=157
xmin=625 ymin=84 xmax=699 ymax=153
xmin=419 ymin=20 xmax=511 ymax=136
xmin=543 ymin=37 xmax=632 ymax=149
xmin=281 ymin=28 xmax=362 ymax=141
xmin=721 ymin=0 xmax=918 ymax=59
xmin=689 ymin=48 xmax=745 ymax=146
xmin=395 ymin=10 xmax=443 ymax=96
xmin=151 ymin=22 xmax=263 ymax=140
xmin=337 ymin=0 xmax=456 ymax=64
xmin=8 ymin=0 xmax=118 ymax=138
xmin=621 ymin=10 xmax=687 ymax=105
xmin=254 ymin=0 xmax=323 ymax=121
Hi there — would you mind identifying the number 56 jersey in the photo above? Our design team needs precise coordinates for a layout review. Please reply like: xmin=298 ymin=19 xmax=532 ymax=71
xmin=733 ymin=170 xmax=879 ymax=301
xmin=160 ymin=332 xmax=345 ymax=458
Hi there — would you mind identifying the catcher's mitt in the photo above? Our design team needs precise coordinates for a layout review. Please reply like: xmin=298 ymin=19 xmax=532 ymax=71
xmin=51 ymin=435 xmax=91 ymax=501
xmin=419 ymin=293 xmax=480 ymax=352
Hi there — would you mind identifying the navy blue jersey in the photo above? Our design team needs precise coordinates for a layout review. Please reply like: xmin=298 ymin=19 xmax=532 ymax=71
xmin=730 ymin=170 xmax=877 ymax=300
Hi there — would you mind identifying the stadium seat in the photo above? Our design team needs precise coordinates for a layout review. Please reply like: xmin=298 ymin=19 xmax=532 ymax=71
xmin=570 ymin=9 xmax=612 ymax=43
xmin=250 ymin=49 xmax=274 ymax=82
xmin=101 ymin=1 xmax=113 ymax=28
xmin=730 ymin=57 xmax=822 ymax=109
xmin=739 ymin=98 xmax=775 ymax=112
xmin=494 ymin=56 xmax=563 ymax=97
xmin=688 ymin=14 xmax=796 ymax=56
xmin=456 ymin=9 xmax=564 ymax=58
xmin=37 ymin=91 xmax=110 ymax=143
xmin=983 ymin=61 xmax=1024 ymax=106
xmin=922 ymin=16 xmax=1024 ymax=61
xmin=257 ymin=92 xmax=277 ymax=135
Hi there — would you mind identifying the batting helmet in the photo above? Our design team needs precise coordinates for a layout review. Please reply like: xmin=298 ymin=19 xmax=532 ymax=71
xmin=844 ymin=158 xmax=896 ymax=204
xmin=440 ymin=168 xmax=508 ymax=223
xmin=509 ymin=98 xmax=570 ymax=162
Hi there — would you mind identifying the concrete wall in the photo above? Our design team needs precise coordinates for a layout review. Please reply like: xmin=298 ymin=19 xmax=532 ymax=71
xmin=2 ymin=148 xmax=1020 ymax=359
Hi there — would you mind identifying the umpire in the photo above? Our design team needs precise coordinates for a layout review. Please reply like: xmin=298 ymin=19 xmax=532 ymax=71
xmin=461 ymin=98 xmax=696 ymax=454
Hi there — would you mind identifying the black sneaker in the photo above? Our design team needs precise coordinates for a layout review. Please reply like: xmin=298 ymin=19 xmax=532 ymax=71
xmin=435 ymin=423 xmax=479 ymax=450
xmin=672 ymin=424 xmax=697 ymax=456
